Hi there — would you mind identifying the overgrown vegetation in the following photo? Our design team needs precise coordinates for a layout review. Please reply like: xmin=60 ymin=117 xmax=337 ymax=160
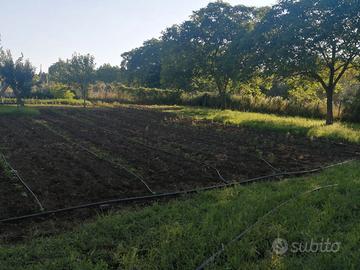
xmin=166 ymin=106 xmax=360 ymax=144
xmin=86 ymin=85 xmax=334 ymax=120
xmin=0 ymin=161 xmax=359 ymax=269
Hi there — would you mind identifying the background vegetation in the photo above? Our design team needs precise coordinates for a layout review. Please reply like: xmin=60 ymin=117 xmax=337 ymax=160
xmin=1 ymin=0 xmax=359 ymax=123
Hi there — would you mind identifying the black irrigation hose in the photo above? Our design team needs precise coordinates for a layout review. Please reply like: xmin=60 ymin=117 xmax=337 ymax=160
xmin=258 ymin=156 xmax=280 ymax=172
xmin=0 ymin=153 xmax=44 ymax=211
xmin=0 ymin=159 xmax=354 ymax=224
xmin=33 ymin=119 xmax=155 ymax=195
xmin=196 ymin=184 xmax=339 ymax=270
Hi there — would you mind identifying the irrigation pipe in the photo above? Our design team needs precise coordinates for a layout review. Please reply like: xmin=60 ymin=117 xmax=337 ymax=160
xmin=196 ymin=184 xmax=338 ymax=270
xmin=0 ymin=153 xmax=44 ymax=211
xmin=0 ymin=159 xmax=353 ymax=224
xmin=33 ymin=119 xmax=155 ymax=194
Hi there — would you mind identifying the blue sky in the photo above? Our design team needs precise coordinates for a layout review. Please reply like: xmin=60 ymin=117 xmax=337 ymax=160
xmin=0 ymin=0 xmax=276 ymax=71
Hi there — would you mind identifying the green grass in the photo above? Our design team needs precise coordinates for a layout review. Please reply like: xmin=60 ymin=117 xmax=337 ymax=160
xmin=1 ymin=98 xmax=92 ymax=106
xmin=165 ymin=106 xmax=360 ymax=144
xmin=0 ymin=106 xmax=40 ymax=117
xmin=1 ymin=161 xmax=359 ymax=269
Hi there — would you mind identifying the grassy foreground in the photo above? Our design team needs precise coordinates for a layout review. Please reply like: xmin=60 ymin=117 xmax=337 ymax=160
xmin=165 ymin=106 xmax=360 ymax=144
xmin=1 ymin=161 xmax=359 ymax=269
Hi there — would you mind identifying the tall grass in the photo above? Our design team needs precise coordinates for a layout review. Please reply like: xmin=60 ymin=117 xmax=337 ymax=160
xmin=183 ymin=93 xmax=329 ymax=119
xmin=89 ymin=84 xmax=182 ymax=105
xmin=1 ymin=86 xmax=343 ymax=121
xmin=167 ymin=106 xmax=360 ymax=144
xmin=89 ymin=86 xmax=333 ymax=120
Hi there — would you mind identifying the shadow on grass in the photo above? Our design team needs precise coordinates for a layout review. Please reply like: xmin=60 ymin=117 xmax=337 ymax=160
xmin=237 ymin=119 xmax=311 ymax=135
xmin=155 ymin=106 xmax=360 ymax=144
xmin=169 ymin=107 xmax=313 ymax=135
xmin=0 ymin=106 xmax=40 ymax=117
xmin=176 ymin=107 xmax=214 ymax=118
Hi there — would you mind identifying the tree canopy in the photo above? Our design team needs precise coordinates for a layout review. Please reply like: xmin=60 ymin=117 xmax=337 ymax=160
xmin=255 ymin=0 xmax=360 ymax=124
xmin=120 ymin=39 xmax=162 ymax=88
xmin=96 ymin=64 xmax=122 ymax=83
xmin=0 ymin=49 xmax=35 ymax=106
xmin=49 ymin=53 xmax=96 ymax=107
xmin=121 ymin=2 xmax=264 ymax=107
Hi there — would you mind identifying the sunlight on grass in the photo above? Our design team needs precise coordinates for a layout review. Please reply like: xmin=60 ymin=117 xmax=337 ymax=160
xmin=166 ymin=106 xmax=360 ymax=144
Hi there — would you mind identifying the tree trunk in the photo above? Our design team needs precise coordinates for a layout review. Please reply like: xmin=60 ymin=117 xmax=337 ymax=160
xmin=12 ymin=87 xmax=24 ymax=107
xmin=16 ymin=96 xmax=24 ymax=107
xmin=82 ymin=85 xmax=87 ymax=108
xmin=326 ymin=88 xmax=334 ymax=125
xmin=217 ymin=86 xmax=227 ymax=110
xmin=220 ymin=90 xmax=227 ymax=110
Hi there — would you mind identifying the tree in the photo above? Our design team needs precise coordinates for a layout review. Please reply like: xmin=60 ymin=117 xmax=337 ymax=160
xmin=121 ymin=39 xmax=162 ymax=88
xmin=169 ymin=2 xmax=258 ymax=108
xmin=255 ymin=0 xmax=360 ymax=124
xmin=48 ymin=59 xmax=68 ymax=83
xmin=0 ymin=42 xmax=9 ymax=96
xmin=160 ymin=25 xmax=200 ymax=91
xmin=49 ymin=53 xmax=96 ymax=107
xmin=0 ymin=49 xmax=35 ymax=106
xmin=96 ymin=64 xmax=122 ymax=83
xmin=68 ymin=53 xmax=96 ymax=107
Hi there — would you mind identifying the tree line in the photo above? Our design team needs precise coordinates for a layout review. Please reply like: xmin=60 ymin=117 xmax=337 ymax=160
xmin=119 ymin=0 xmax=360 ymax=125
xmin=1 ymin=0 xmax=359 ymax=124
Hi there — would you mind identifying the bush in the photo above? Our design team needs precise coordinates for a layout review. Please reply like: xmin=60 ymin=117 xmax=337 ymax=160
xmin=48 ymin=83 xmax=76 ymax=99
xmin=31 ymin=83 xmax=76 ymax=100
xmin=89 ymin=84 xmax=182 ymax=105
xmin=342 ymin=89 xmax=360 ymax=122
xmin=88 ymin=84 xmax=329 ymax=119
xmin=182 ymin=92 xmax=327 ymax=119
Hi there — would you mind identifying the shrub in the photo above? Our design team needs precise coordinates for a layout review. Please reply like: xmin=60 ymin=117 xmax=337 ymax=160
xmin=342 ymin=88 xmax=360 ymax=122
xmin=89 ymin=84 xmax=182 ymax=105
xmin=31 ymin=83 xmax=76 ymax=100
xmin=86 ymin=84 xmax=350 ymax=121
xmin=48 ymin=83 xmax=76 ymax=99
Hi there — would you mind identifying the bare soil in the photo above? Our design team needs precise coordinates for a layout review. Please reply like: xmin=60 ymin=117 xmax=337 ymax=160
xmin=0 ymin=106 xmax=355 ymax=242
